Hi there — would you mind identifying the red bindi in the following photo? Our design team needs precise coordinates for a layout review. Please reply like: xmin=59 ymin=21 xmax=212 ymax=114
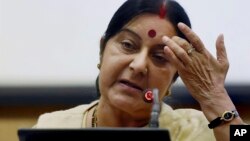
xmin=148 ymin=29 xmax=156 ymax=38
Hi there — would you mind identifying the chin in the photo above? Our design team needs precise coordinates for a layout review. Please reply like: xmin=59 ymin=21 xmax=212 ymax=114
xmin=111 ymin=95 xmax=151 ymax=113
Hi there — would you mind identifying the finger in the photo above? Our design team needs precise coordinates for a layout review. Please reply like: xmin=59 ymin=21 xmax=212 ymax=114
xmin=162 ymin=36 xmax=191 ymax=65
xmin=172 ymin=36 xmax=193 ymax=53
xmin=216 ymin=34 xmax=229 ymax=66
xmin=177 ymin=22 xmax=206 ymax=53
xmin=164 ymin=46 xmax=185 ymax=69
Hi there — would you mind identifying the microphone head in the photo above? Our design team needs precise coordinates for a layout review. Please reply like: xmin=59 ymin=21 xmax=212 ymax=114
xmin=143 ymin=89 xmax=154 ymax=103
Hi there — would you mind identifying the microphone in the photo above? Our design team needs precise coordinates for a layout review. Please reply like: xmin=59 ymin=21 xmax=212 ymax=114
xmin=143 ymin=89 xmax=154 ymax=103
xmin=149 ymin=88 xmax=160 ymax=128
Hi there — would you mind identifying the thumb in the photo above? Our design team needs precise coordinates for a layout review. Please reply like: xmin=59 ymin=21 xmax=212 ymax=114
xmin=216 ymin=34 xmax=228 ymax=65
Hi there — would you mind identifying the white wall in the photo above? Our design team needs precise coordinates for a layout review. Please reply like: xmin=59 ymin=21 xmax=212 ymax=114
xmin=0 ymin=0 xmax=249 ymax=86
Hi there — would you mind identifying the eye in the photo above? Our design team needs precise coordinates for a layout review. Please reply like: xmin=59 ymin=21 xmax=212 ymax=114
xmin=152 ymin=53 xmax=168 ymax=63
xmin=121 ymin=40 xmax=137 ymax=51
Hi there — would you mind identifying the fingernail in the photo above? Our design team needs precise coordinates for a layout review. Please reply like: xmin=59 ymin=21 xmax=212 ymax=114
xmin=178 ymin=22 xmax=185 ymax=29
xmin=162 ymin=36 xmax=169 ymax=43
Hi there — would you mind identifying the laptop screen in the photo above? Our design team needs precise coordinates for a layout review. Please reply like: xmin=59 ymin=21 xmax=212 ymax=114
xmin=18 ymin=128 xmax=171 ymax=141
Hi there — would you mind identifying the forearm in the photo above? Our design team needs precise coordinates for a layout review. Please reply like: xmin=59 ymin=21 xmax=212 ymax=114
xmin=199 ymin=88 xmax=245 ymax=141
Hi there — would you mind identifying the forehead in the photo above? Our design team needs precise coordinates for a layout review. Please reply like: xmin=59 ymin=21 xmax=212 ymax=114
xmin=123 ymin=14 xmax=177 ymax=38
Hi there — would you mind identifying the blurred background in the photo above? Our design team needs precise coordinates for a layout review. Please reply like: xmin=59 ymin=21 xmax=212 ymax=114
xmin=0 ymin=0 xmax=249 ymax=141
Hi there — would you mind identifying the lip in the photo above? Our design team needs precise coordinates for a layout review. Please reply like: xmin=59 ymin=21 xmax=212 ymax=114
xmin=118 ymin=79 xmax=144 ymax=93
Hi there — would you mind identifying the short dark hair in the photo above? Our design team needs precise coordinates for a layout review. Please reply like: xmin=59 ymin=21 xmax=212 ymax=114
xmin=96 ymin=0 xmax=191 ymax=96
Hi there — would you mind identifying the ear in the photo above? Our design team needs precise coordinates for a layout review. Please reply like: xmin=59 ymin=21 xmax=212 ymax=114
xmin=99 ymin=36 xmax=105 ymax=63
xmin=100 ymin=35 xmax=105 ymax=50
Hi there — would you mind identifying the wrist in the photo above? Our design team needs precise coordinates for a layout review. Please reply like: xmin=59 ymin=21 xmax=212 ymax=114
xmin=200 ymin=99 xmax=236 ymax=122
xmin=199 ymin=89 xmax=236 ymax=121
xmin=208 ymin=110 xmax=239 ymax=129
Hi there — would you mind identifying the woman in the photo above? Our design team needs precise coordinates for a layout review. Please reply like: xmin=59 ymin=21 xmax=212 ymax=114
xmin=35 ymin=0 xmax=246 ymax=141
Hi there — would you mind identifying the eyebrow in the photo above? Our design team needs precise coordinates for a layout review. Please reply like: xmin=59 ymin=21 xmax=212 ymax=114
xmin=119 ymin=28 xmax=142 ymax=41
xmin=119 ymin=28 xmax=166 ymax=50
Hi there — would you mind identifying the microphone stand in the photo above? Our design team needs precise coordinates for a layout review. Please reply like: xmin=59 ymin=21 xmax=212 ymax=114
xmin=149 ymin=88 xmax=160 ymax=128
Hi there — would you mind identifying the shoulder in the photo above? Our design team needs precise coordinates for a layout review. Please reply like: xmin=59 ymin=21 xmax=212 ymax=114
xmin=160 ymin=103 xmax=215 ymax=141
xmin=35 ymin=101 xmax=98 ymax=128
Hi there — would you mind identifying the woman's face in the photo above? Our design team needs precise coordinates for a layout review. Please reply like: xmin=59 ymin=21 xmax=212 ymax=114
xmin=99 ymin=14 xmax=177 ymax=116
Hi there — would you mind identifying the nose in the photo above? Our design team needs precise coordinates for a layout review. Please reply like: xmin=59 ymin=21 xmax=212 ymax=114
xmin=129 ymin=50 xmax=148 ymax=76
